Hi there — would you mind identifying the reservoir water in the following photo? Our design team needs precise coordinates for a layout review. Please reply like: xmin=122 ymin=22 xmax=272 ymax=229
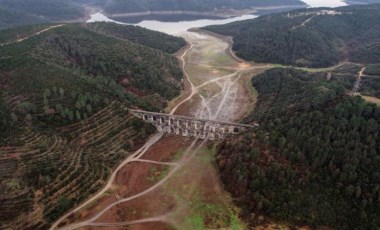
xmin=87 ymin=0 xmax=348 ymax=34
xmin=87 ymin=13 xmax=257 ymax=35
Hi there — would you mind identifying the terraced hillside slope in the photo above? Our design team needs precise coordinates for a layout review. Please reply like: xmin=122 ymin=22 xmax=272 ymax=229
xmin=0 ymin=22 xmax=184 ymax=229
xmin=215 ymin=68 xmax=380 ymax=229
xmin=204 ymin=4 xmax=380 ymax=67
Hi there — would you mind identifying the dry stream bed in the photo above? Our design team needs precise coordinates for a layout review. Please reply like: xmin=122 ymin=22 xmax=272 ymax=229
xmin=53 ymin=30 xmax=271 ymax=230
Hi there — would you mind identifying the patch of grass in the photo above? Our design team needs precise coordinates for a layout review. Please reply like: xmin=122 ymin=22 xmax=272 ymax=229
xmin=169 ymin=147 xmax=245 ymax=229
xmin=6 ymin=179 xmax=22 ymax=191
xmin=241 ymin=73 xmax=259 ymax=110
xmin=197 ymin=147 xmax=214 ymax=164
xmin=215 ymin=54 xmax=231 ymax=65
xmin=147 ymin=166 xmax=158 ymax=182
xmin=198 ymin=82 xmax=223 ymax=97
xmin=180 ymin=191 xmax=244 ymax=229
xmin=104 ymin=190 xmax=113 ymax=195
xmin=296 ymin=66 xmax=337 ymax=73
xmin=147 ymin=166 xmax=170 ymax=182
xmin=271 ymin=63 xmax=345 ymax=73
xmin=198 ymin=89 xmax=209 ymax=98
xmin=174 ymin=149 xmax=186 ymax=161
xmin=360 ymin=94 xmax=380 ymax=105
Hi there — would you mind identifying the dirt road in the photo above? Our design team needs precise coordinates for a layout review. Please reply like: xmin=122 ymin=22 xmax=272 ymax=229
xmin=0 ymin=24 xmax=63 ymax=47
xmin=53 ymin=30 xmax=268 ymax=230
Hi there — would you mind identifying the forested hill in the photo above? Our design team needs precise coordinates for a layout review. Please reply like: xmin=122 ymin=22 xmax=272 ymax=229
xmin=216 ymin=68 xmax=380 ymax=229
xmin=102 ymin=0 xmax=305 ymax=14
xmin=0 ymin=22 xmax=185 ymax=142
xmin=0 ymin=0 xmax=85 ymax=30
xmin=87 ymin=22 xmax=186 ymax=54
xmin=0 ymin=22 xmax=185 ymax=229
xmin=0 ymin=5 xmax=47 ymax=30
xmin=204 ymin=4 xmax=380 ymax=67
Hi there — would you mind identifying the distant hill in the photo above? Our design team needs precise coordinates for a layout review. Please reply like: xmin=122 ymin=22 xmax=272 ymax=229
xmin=87 ymin=22 xmax=186 ymax=54
xmin=204 ymin=4 xmax=380 ymax=67
xmin=346 ymin=0 xmax=380 ymax=3
xmin=0 ymin=6 xmax=48 ymax=30
xmin=3 ymin=0 xmax=380 ymax=31
xmin=0 ymin=22 xmax=184 ymax=229
xmin=103 ymin=0 xmax=306 ymax=14
xmin=0 ymin=0 xmax=307 ymax=30
xmin=0 ymin=0 xmax=86 ymax=30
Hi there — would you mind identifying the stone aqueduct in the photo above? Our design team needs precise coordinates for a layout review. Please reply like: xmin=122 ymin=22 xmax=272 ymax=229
xmin=129 ymin=109 xmax=258 ymax=140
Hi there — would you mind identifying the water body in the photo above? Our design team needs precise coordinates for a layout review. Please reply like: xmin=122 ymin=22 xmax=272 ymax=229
xmin=132 ymin=14 xmax=258 ymax=34
xmin=87 ymin=12 xmax=257 ymax=34
xmin=87 ymin=1 xmax=349 ymax=34
xmin=113 ymin=14 xmax=225 ymax=24
xmin=87 ymin=13 xmax=124 ymax=24
xmin=301 ymin=0 xmax=347 ymax=7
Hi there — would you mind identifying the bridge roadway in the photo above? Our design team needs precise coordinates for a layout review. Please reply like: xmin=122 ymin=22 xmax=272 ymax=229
xmin=128 ymin=109 xmax=258 ymax=140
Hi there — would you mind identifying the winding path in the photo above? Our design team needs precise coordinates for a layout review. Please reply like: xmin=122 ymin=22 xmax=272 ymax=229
xmin=0 ymin=24 xmax=64 ymax=47
xmin=53 ymin=30 xmax=261 ymax=230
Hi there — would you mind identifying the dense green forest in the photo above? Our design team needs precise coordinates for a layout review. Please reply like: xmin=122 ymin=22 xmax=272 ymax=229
xmin=87 ymin=22 xmax=186 ymax=54
xmin=0 ymin=24 xmax=54 ymax=44
xmin=102 ymin=0 xmax=305 ymax=14
xmin=243 ymin=65 xmax=380 ymax=121
xmin=0 ymin=0 xmax=85 ymax=30
xmin=0 ymin=6 xmax=48 ymax=30
xmin=364 ymin=64 xmax=380 ymax=76
xmin=244 ymin=68 xmax=346 ymax=122
xmin=204 ymin=4 xmax=380 ymax=67
xmin=0 ymin=96 xmax=14 ymax=141
xmin=0 ymin=22 xmax=184 ymax=140
xmin=217 ymin=68 xmax=380 ymax=229
xmin=0 ymin=22 xmax=184 ymax=229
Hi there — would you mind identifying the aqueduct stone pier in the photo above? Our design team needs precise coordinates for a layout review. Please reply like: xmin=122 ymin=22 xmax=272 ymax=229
xmin=128 ymin=109 xmax=258 ymax=140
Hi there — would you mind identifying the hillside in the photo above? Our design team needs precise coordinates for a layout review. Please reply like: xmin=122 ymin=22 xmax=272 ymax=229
xmin=0 ymin=0 xmax=86 ymax=30
xmin=103 ymin=0 xmax=306 ymax=14
xmin=0 ymin=0 xmax=306 ymax=30
xmin=346 ymin=0 xmax=380 ymax=3
xmin=87 ymin=22 xmax=186 ymax=54
xmin=0 ymin=23 xmax=184 ymax=229
xmin=0 ymin=6 xmax=48 ymax=30
xmin=204 ymin=4 xmax=380 ymax=67
xmin=216 ymin=68 xmax=380 ymax=229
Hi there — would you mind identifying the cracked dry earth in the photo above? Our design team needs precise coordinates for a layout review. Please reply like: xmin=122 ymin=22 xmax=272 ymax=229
xmin=53 ymin=30 xmax=270 ymax=230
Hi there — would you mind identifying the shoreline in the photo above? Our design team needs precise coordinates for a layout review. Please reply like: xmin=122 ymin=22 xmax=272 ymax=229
xmin=188 ymin=28 xmax=249 ymax=64
xmin=106 ymin=4 xmax=306 ymax=19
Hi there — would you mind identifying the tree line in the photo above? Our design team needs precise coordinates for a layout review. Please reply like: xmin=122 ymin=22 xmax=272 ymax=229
xmin=217 ymin=68 xmax=380 ymax=229
xmin=204 ymin=4 xmax=380 ymax=67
